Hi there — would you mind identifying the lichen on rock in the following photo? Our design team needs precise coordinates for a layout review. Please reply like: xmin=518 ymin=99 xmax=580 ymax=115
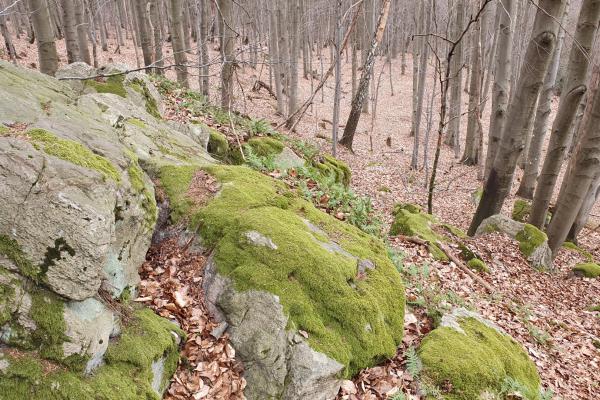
xmin=419 ymin=309 xmax=542 ymax=400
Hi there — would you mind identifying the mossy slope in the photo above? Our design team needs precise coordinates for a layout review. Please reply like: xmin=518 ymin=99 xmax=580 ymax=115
xmin=159 ymin=164 xmax=405 ymax=377
xmin=419 ymin=317 xmax=541 ymax=400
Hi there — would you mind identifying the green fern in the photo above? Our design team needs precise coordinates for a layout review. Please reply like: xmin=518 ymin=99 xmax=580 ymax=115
xmin=405 ymin=346 xmax=422 ymax=378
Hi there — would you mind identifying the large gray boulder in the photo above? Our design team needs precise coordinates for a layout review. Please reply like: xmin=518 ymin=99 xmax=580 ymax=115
xmin=203 ymin=256 xmax=344 ymax=400
xmin=475 ymin=214 xmax=552 ymax=269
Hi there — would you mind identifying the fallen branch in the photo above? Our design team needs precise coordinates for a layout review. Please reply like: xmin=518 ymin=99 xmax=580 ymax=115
xmin=436 ymin=241 xmax=494 ymax=293
xmin=252 ymin=80 xmax=277 ymax=99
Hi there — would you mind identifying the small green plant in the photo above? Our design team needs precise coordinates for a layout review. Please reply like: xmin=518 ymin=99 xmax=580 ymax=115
xmin=243 ymin=145 xmax=276 ymax=172
xmin=390 ymin=392 xmax=406 ymax=400
xmin=151 ymin=74 xmax=180 ymax=95
xmin=500 ymin=376 xmax=549 ymax=400
xmin=405 ymin=346 xmax=422 ymax=378
xmin=387 ymin=247 xmax=405 ymax=273
xmin=246 ymin=118 xmax=274 ymax=136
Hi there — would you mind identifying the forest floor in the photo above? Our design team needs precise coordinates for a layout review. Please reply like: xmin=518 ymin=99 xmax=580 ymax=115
xmin=3 ymin=36 xmax=600 ymax=399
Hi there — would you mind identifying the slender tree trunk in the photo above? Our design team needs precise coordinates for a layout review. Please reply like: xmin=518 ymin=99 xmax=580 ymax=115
xmin=96 ymin=0 xmax=108 ymax=51
xmin=61 ymin=0 xmax=80 ymax=62
xmin=516 ymin=3 xmax=568 ymax=199
xmin=75 ymin=0 xmax=91 ymax=64
xmin=136 ymin=0 xmax=153 ymax=67
xmin=461 ymin=11 xmax=483 ymax=165
xmin=469 ymin=0 xmax=565 ymax=236
xmin=268 ymin=2 xmax=284 ymax=114
xmin=445 ymin=0 xmax=465 ymax=158
xmin=0 ymin=7 xmax=17 ymax=63
xmin=339 ymin=0 xmax=392 ymax=151
xmin=530 ymin=0 xmax=600 ymax=227
xmin=28 ymin=0 xmax=59 ymax=76
xmin=196 ymin=0 xmax=209 ymax=94
xmin=332 ymin=0 xmax=342 ymax=157
xmin=547 ymin=66 xmax=600 ymax=255
xmin=276 ymin=0 xmax=290 ymax=115
xmin=170 ymin=0 xmax=189 ymax=87
xmin=484 ymin=0 xmax=514 ymax=180
xmin=218 ymin=0 xmax=235 ymax=109
xmin=149 ymin=0 xmax=163 ymax=73
xmin=286 ymin=0 xmax=300 ymax=128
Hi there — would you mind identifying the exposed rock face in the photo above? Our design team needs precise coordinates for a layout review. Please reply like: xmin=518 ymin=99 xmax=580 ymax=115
xmin=419 ymin=308 xmax=542 ymax=400
xmin=203 ymin=256 xmax=344 ymax=400
xmin=475 ymin=214 xmax=552 ymax=269
xmin=0 ymin=61 xmax=194 ymax=396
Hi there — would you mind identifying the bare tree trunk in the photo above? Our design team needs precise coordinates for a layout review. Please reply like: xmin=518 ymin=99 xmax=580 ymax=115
xmin=28 ymin=0 xmax=59 ymax=75
xmin=276 ymin=0 xmax=290 ymax=115
xmin=445 ymin=0 xmax=465 ymax=158
xmin=0 ymin=6 xmax=17 ymax=63
xmin=96 ymin=0 xmax=108 ymax=51
xmin=149 ymin=0 xmax=163 ymax=73
xmin=566 ymin=169 xmax=600 ymax=242
xmin=286 ymin=0 xmax=300 ymax=128
xmin=75 ymin=0 xmax=91 ymax=64
xmin=530 ymin=0 xmax=600 ymax=228
xmin=218 ymin=0 xmax=235 ymax=109
xmin=469 ymin=0 xmax=565 ymax=236
xmin=136 ymin=0 xmax=153 ymax=67
xmin=61 ymin=0 xmax=80 ymax=62
xmin=484 ymin=0 xmax=513 ymax=180
xmin=331 ymin=0 xmax=342 ymax=157
xmin=196 ymin=0 xmax=209 ymax=94
xmin=339 ymin=0 xmax=392 ymax=151
xmin=516 ymin=3 xmax=568 ymax=199
xmin=268 ymin=2 xmax=284 ymax=114
xmin=461 ymin=10 xmax=482 ymax=166
xmin=547 ymin=66 xmax=600 ymax=254
xmin=170 ymin=0 xmax=189 ymax=87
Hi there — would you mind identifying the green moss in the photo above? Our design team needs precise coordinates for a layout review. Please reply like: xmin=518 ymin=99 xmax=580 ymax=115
xmin=312 ymin=155 xmax=351 ymax=186
xmin=443 ymin=224 xmax=468 ymax=239
xmin=0 ymin=235 xmax=40 ymax=280
xmin=419 ymin=317 xmax=541 ymax=400
xmin=377 ymin=186 xmax=391 ymax=193
xmin=142 ymin=85 xmax=160 ymax=119
xmin=86 ymin=75 xmax=127 ymax=98
xmin=457 ymin=242 xmax=476 ymax=262
xmin=159 ymin=164 xmax=405 ymax=377
xmin=125 ymin=151 xmax=157 ymax=229
xmin=515 ymin=224 xmax=547 ymax=258
xmin=247 ymin=137 xmax=284 ymax=158
xmin=207 ymin=130 xmax=230 ymax=161
xmin=573 ymin=263 xmax=600 ymax=278
xmin=389 ymin=204 xmax=448 ymax=261
xmin=467 ymin=258 xmax=489 ymax=273
xmin=30 ymin=289 xmax=68 ymax=362
xmin=26 ymin=129 xmax=121 ymax=183
xmin=563 ymin=241 xmax=594 ymax=262
xmin=588 ymin=304 xmax=600 ymax=312
xmin=0 ymin=308 xmax=181 ymax=399
xmin=0 ymin=124 xmax=8 ymax=135
xmin=512 ymin=199 xmax=531 ymax=223
xmin=0 ymin=282 xmax=15 ymax=325
xmin=126 ymin=118 xmax=146 ymax=128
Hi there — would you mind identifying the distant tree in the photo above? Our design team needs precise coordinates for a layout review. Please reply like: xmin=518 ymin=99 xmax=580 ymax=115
xmin=61 ymin=0 xmax=80 ymax=63
xmin=28 ymin=0 xmax=59 ymax=76
xmin=218 ymin=0 xmax=235 ymax=109
xmin=170 ymin=0 xmax=189 ymax=87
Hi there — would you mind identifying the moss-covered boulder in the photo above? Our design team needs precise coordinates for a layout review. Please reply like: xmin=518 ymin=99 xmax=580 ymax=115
xmin=389 ymin=204 xmax=448 ymax=261
xmin=573 ymin=262 xmax=600 ymax=278
xmin=0 ymin=308 xmax=182 ymax=400
xmin=475 ymin=214 xmax=552 ymax=270
xmin=159 ymin=165 xmax=405 ymax=399
xmin=419 ymin=309 xmax=542 ymax=400
xmin=312 ymin=154 xmax=351 ymax=186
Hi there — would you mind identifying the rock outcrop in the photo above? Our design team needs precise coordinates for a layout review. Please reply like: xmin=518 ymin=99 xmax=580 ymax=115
xmin=0 ymin=61 xmax=204 ymax=397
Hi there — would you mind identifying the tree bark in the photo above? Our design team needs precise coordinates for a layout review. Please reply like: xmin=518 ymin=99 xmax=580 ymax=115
xmin=445 ymin=0 xmax=465 ymax=158
xmin=484 ymin=0 xmax=514 ymax=180
xmin=469 ymin=0 xmax=565 ymax=236
xmin=339 ymin=0 xmax=392 ymax=151
xmin=28 ymin=0 xmax=59 ymax=75
xmin=547 ymin=66 xmax=600 ymax=255
xmin=530 ymin=0 xmax=600 ymax=227
xmin=150 ymin=0 xmax=163 ymax=72
xmin=75 ymin=0 xmax=91 ymax=64
xmin=218 ymin=0 xmax=235 ymax=109
xmin=136 ymin=0 xmax=153 ymax=67
xmin=196 ymin=0 xmax=209 ymax=93
xmin=285 ymin=0 xmax=300 ymax=128
xmin=170 ymin=0 xmax=189 ymax=87
xmin=61 ymin=0 xmax=80 ymax=62
xmin=516 ymin=2 xmax=568 ymax=199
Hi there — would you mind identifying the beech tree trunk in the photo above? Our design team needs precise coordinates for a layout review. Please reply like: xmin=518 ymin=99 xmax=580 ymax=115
xmin=285 ymin=0 xmax=300 ymax=128
xmin=28 ymin=0 xmax=59 ymax=76
xmin=218 ymin=0 xmax=235 ymax=109
xmin=196 ymin=0 xmax=209 ymax=94
xmin=135 ymin=0 xmax=153 ymax=67
xmin=150 ymin=0 xmax=163 ymax=73
xmin=461 ymin=12 xmax=482 ymax=166
xmin=339 ymin=0 xmax=392 ymax=151
xmin=61 ymin=0 xmax=80 ymax=63
xmin=170 ymin=0 xmax=189 ymax=87
xmin=469 ymin=0 xmax=564 ymax=236
xmin=530 ymin=0 xmax=600 ymax=228
xmin=484 ymin=0 xmax=514 ymax=180
xmin=75 ymin=0 xmax=91 ymax=64
xmin=516 ymin=3 xmax=567 ymax=199
xmin=445 ymin=0 xmax=465 ymax=158
xmin=547 ymin=67 xmax=600 ymax=255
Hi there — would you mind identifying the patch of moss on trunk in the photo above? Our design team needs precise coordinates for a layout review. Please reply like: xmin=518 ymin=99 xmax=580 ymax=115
xmin=515 ymin=224 xmax=547 ymax=258
xmin=419 ymin=317 xmax=541 ymax=400
xmin=26 ymin=129 xmax=121 ymax=183
xmin=159 ymin=164 xmax=405 ymax=377
xmin=0 ymin=307 xmax=182 ymax=400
